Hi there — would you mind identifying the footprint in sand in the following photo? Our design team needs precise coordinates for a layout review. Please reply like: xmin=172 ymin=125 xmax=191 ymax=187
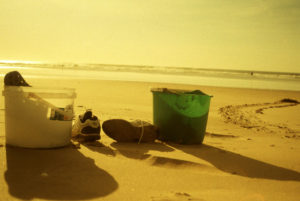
xmin=218 ymin=98 xmax=300 ymax=134
xmin=151 ymin=192 xmax=205 ymax=201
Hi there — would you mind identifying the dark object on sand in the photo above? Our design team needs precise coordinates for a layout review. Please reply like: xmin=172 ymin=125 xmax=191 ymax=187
xmin=4 ymin=71 xmax=31 ymax=86
xmin=102 ymin=119 xmax=158 ymax=143
xmin=280 ymin=98 xmax=299 ymax=104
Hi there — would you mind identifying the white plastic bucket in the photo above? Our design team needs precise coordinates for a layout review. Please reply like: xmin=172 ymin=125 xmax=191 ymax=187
xmin=2 ymin=86 xmax=76 ymax=148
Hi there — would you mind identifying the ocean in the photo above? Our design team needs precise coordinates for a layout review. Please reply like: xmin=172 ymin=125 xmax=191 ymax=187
xmin=0 ymin=62 xmax=299 ymax=91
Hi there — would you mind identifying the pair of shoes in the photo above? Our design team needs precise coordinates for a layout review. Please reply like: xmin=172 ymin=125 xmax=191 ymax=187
xmin=72 ymin=110 xmax=101 ymax=142
xmin=102 ymin=119 xmax=158 ymax=143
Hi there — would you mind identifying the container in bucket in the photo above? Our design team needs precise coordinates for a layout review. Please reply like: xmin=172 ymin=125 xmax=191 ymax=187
xmin=2 ymin=86 xmax=76 ymax=148
xmin=151 ymin=88 xmax=211 ymax=144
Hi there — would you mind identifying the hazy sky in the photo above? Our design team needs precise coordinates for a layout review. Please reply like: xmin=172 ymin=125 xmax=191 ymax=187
xmin=1 ymin=0 xmax=299 ymax=72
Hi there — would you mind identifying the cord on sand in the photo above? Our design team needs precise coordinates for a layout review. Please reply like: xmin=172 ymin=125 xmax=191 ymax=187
xmin=138 ymin=120 xmax=144 ymax=144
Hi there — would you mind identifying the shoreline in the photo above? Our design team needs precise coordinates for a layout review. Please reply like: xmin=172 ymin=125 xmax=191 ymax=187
xmin=1 ymin=67 xmax=300 ymax=91
xmin=1 ymin=62 xmax=300 ymax=77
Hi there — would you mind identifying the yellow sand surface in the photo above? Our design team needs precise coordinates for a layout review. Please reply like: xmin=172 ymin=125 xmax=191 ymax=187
xmin=1 ymin=78 xmax=300 ymax=201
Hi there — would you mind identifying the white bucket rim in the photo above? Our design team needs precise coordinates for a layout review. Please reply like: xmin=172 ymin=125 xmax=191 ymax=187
xmin=2 ymin=86 xmax=76 ymax=99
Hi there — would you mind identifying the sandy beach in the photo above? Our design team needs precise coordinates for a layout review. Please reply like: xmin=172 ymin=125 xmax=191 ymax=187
xmin=1 ymin=77 xmax=300 ymax=201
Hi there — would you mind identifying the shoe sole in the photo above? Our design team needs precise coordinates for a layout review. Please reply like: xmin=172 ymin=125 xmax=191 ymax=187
xmin=102 ymin=119 xmax=157 ymax=142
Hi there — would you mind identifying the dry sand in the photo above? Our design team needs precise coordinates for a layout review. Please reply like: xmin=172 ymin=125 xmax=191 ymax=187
xmin=1 ymin=77 xmax=300 ymax=201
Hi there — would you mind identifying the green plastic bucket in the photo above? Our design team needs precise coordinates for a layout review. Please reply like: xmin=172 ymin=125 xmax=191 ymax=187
xmin=151 ymin=88 xmax=211 ymax=144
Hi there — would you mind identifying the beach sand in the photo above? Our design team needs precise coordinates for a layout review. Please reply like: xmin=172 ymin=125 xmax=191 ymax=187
xmin=1 ymin=77 xmax=300 ymax=201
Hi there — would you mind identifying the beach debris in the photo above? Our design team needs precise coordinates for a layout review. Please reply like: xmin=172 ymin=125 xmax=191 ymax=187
xmin=175 ymin=192 xmax=191 ymax=197
xmin=205 ymin=132 xmax=238 ymax=138
xmin=284 ymin=134 xmax=300 ymax=139
xmin=151 ymin=192 xmax=204 ymax=201
xmin=279 ymin=98 xmax=299 ymax=104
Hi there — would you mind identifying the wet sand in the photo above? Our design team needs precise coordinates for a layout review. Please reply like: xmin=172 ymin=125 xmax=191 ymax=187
xmin=1 ymin=78 xmax=300 ymax=201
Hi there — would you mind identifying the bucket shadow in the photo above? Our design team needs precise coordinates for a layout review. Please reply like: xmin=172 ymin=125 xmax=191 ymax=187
xmin=81 ymin=141 xmax=117 ymax=157
xmin=110 ymin=141 xmax=174 ymax=160
xmin=168 ymin=143 xmax=300 ymax=181
xmin=5 ymin=145 xmax=118 ymax=200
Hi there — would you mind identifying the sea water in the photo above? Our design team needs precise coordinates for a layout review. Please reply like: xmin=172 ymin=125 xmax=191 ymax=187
xmin=0 ymin=62 xmax=299 ymax=91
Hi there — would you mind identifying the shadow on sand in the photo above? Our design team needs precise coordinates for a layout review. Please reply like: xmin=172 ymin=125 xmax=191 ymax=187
xmin=5 ymin=145 xmax=118 ymax=200
xmin=110 ymin=141 xmax=174 ymax=160
xmin=168 ymin=143 xmax=300 ymax=181
xmin=82 ymin=141 xmax=117 ymax=157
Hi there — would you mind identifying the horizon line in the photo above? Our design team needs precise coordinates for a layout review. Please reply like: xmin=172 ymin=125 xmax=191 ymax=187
xmin=0 ymin=60 xmax=299 ymax=76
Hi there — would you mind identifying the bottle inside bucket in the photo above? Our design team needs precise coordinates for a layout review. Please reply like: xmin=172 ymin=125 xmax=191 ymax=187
xmin=2 ymin=86 xmax=76 ymax=148
xmin=151 ymin=88 xmax=212 ymax=144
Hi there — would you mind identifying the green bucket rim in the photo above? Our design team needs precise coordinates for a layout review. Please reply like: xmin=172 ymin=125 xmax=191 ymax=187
xmin=151 ymin=88 xmax=212 ymax=97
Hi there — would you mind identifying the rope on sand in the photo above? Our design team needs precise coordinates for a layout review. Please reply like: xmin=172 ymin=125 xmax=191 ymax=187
xmin=138 ymin=120 xmax=144 ymax=144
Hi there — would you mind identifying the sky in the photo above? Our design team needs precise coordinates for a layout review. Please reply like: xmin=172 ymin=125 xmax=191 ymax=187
xmin=0 ymin=0 xmax=300 ymax=73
